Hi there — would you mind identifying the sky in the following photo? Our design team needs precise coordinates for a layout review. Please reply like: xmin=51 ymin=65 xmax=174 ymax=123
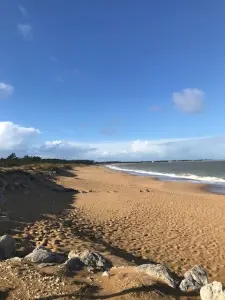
xmin=0 ymin=0 xmax=225 ymax=161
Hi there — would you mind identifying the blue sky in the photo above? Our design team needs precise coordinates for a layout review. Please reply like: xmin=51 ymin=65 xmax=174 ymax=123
xmin=0 ymin=0 xmax=225 ymax=160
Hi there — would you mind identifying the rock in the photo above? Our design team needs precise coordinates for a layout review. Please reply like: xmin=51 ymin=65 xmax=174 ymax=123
xmin=180 ymin=265 xmax=208 ymax=292
xmin=0 ymin=235 xmax=16 ymax=259
xmin=6 ymin=256 xmax=22 ymax=262
xmin=68 ymin=249 xmax=80 ymax=259
xmin=64 ymin=257 xmax=84 ymax=272
xmin=200 ymin=281 xmax=225 ymax=300
xmin=6 ymin=257 xmax=23 ymax=265
xmin=25 ymin=246 xmax=66 ymax=264
xmin=136 ymin=263 xmax=179 ymax=288
xmin=17 ymin=245 xmax=33 ymax=257
xmin=68 ymin=249 xmax=112 ymax=271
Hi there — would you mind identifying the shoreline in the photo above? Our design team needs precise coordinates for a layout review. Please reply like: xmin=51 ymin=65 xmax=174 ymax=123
xmin=104 ymin=165 xmax=225 ymax=195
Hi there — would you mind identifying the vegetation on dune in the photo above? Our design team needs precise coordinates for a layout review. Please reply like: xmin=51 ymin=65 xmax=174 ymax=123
xmin=0 ymin=153 xmax=95 ymax=167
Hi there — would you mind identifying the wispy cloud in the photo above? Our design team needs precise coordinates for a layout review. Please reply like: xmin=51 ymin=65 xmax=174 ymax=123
xmin=18 ymin=4 xmax=28 ymax=17
xmin=0 ymin=82 xmax=14 ymax=98
xmin=18 ymin=23 xmax=33 ymax=40
xmin=173 ymin=88 xmax=205 ymax=113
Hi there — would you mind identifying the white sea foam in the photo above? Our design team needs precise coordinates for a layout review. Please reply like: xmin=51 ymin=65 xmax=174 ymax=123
xmin=106 ymin=165 xmax=225 ymax=184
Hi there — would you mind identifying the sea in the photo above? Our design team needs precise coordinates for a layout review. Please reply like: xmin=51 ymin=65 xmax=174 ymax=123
xmin=106 ymin=160 xmax=225 ymax=194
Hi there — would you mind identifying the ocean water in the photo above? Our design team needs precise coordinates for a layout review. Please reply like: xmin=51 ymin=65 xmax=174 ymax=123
xmin=107 ymin=161 xmax=225 ymax=194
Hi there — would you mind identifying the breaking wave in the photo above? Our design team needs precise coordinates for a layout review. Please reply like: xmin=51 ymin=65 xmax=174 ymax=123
xmin=106 ymin=165 xmax=225 ymax=185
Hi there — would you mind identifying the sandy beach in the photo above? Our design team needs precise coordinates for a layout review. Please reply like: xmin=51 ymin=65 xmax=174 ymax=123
xmin=1 ymin=164 xmax=225 ymax=299
xmin=61 ymin=166 xmax=225 ymax=282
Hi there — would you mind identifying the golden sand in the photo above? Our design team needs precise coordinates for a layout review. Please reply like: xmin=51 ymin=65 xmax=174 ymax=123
xmin=60 ymin=166 xmax=225 ymax=282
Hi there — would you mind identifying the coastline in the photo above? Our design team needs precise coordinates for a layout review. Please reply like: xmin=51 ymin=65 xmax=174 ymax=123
xmin=67 ymin=166 xmax=225 ymax=283
xmin=105 ymin=164 xmax=225 ymax=195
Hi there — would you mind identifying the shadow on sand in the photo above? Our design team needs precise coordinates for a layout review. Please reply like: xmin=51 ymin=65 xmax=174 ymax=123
xmin=0 ymin=168 xmax=78 ymax=237
xmin=38 ymin=283 xmax=199 ymax=300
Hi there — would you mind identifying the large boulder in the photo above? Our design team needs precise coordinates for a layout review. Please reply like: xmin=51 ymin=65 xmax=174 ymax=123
xmin=25 ymin=246 xmax=65 ymax=264
xmin=136 ymin=263 xmax=179 ymax=288
xmin=180 ymin=265 xmax=208 ymax=291
xmin=68 ymin=249 xmax=112 ymax=271
xmin=200 ymin=282 xmax=225 ymax=300
xmin=0 ymin=235 xmax=16 ymax=259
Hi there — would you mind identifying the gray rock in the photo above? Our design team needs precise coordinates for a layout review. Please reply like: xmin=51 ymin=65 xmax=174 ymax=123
xmin=180 ymin=265 xmax=208 ymax=292
xmin=25 ymin=246 xmax=65 ymax=264
xmin=0 ymin=235 xmax=16 ymax=259
xmin=64 ymin=257 xmax=84 ymax=272
xmin=6 ymin=257 xmax=23 ymax=265
xmin=136 ymin=263 xmax=179 ymax=288
xmin=200 ymin=282 xmax=225 ymax=300
xmin=68 ymin=249 xmax=112 ymax=271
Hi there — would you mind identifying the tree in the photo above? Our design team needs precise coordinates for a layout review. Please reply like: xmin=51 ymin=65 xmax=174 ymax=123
xmin=7 ymin=153 xmax=18 ymax=160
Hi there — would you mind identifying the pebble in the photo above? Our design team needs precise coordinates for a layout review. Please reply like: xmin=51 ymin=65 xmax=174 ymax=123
xmin=102 ymin=271 xmax=110 ymax=277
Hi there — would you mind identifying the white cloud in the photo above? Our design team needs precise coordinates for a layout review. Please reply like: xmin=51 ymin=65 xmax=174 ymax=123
xmin=1 ymin=121 xmax=225 ymax=161
xmin=45 ymin=137 xmax=224 ymax=162
xmin=173 ymin=88 xmax=204 ymax=113
xmin=18 ymin=23 xmax=33 ymax=40
xmin=81 ymin=137 xmax=225 ymax=161
xmin=0 ymin=122 xmax=40 ymax=157
xmin=0 ymin=83 xmax=14 ymax=98
xmin=18 ymin=4 xmax=28 ymax=17
xmin=36 ymin=140 xmax=96 ymax=159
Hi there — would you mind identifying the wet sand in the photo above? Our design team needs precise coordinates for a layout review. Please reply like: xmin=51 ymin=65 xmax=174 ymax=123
xmin=60 ymin=165 xmax=225 ymax=283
